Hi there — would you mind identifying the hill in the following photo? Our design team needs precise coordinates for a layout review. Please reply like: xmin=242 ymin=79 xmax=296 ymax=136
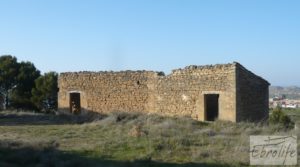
xmin=269 ymin=86 xmax=300 ymax=99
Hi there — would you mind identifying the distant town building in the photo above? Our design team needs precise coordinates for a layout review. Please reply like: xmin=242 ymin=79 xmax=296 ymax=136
xmin=269 ymin=97 xmax=300 ymax=109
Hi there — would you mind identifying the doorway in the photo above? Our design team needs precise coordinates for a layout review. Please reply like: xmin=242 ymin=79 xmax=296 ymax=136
xmin=69 ymin=93 xmax=81 ymax=114
xmin=204 ymin=94 xmax=219 ymax=121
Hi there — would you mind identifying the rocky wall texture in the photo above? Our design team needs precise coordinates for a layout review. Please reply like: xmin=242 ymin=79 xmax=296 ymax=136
xmin=58 ymin=62 xmax=269 ymax=122
xmin=148 ymin=64 xmax=236 ymax=121
xmin=58 ymin=71 xmax=160 ymax=114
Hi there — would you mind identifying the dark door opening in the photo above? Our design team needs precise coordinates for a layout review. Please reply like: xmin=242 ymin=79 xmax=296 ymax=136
xmin=205 ymin=94 xmax=219 ymax=121
xmin=70 ymin=93 xmax=81 ymax=114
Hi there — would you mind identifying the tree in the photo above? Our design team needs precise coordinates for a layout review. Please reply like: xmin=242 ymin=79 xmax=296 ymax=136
xmin=10 ymin=61 xmax=40 ymax=109
xmin=31 ymin=72 xmax=58 ymax=112
xmin=269 ymin=107 xmax=294 ymax=129
xmin=0 ymin=55 xmax=19 ymax=109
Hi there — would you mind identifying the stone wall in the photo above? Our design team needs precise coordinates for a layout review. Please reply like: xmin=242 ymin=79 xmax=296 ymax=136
xmin=58 ymin=62 xmax=269 ymax=122
xmin=148 ymin=64 xmax=236 ymax=121
xmin=58 ymin=71 xmax=160 ymax=114
xmin=236 ymin=64 xmax=270 ymax=122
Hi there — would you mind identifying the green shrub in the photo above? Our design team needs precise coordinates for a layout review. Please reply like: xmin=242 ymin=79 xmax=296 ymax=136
xmin=269 ymin=107 xmax=294 ymax=129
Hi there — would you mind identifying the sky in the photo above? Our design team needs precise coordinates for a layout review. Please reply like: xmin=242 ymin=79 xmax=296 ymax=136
xmin=0 ymin=0 xmax=299 ymax=86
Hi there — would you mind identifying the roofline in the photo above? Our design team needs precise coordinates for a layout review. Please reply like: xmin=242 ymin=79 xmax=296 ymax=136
xmin=58 ymin=62 xmax=270 ymax=86
xmin=234 ymin=62 xmax=270 ymax=86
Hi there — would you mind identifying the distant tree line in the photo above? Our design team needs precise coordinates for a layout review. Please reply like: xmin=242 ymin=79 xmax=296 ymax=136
xmin=0 ymin=55 xmax=58 ymax=112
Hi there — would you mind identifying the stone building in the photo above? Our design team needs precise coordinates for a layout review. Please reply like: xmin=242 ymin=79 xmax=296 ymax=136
xmin=58 ymin=62 xmax=270 ymax=122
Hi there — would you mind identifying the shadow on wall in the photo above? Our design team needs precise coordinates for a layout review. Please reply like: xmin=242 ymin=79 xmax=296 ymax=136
xmin=0 ymin=140 xmax=232 ymax=167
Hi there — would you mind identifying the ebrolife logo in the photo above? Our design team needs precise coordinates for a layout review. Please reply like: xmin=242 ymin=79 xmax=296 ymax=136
xmin=250 ymin=136 xmax=297 ymax=165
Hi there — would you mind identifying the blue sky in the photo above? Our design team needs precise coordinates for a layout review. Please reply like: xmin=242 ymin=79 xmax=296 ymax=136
xmin=0 ymin=0 xmax=299 ymax=86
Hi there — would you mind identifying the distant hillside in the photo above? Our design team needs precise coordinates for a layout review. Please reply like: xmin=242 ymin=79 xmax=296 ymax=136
xmin=269 ymin=86 xmax=300 ymax=99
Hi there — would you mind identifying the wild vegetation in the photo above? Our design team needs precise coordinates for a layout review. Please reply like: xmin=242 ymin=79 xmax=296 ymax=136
xmin=0 ymin=55 xmax=58 ymax=112
xmin=269 ymin=107 xmax=295 ymax=129
xmin=0 ymin=110 xmax=299 ymax=167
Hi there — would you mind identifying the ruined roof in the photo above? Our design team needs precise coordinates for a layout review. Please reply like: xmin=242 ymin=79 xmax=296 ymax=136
xmin=171 ymin=62 xmax=236 ymax=73
xmin=183 ymin=62 xmax=236 ymax=70
xmin=59 ymin=62 xmax=270 ymax=85
xmin=60 ymin=70 xmax=164 ymax=76
xmin=60 ymin=62 xmax=236 ymax=75
xmin=171 ymin=62 xmax=269 ymax=85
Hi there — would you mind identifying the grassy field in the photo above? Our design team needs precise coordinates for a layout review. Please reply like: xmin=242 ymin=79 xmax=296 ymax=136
xmin=0 ymin=110 xmax=299 ymax=167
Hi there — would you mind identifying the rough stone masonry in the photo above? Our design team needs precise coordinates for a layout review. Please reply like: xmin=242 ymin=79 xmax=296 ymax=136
xmin=58 ymin=62 xmax=270 ymax=122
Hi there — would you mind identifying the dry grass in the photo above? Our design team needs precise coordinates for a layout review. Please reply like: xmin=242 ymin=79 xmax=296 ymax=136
xmin=0 ymin=110 xmax=299 ymax=167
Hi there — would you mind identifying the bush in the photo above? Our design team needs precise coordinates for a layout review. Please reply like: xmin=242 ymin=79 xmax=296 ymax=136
xmin=269 ymin=107 xmax=294 ymax=129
